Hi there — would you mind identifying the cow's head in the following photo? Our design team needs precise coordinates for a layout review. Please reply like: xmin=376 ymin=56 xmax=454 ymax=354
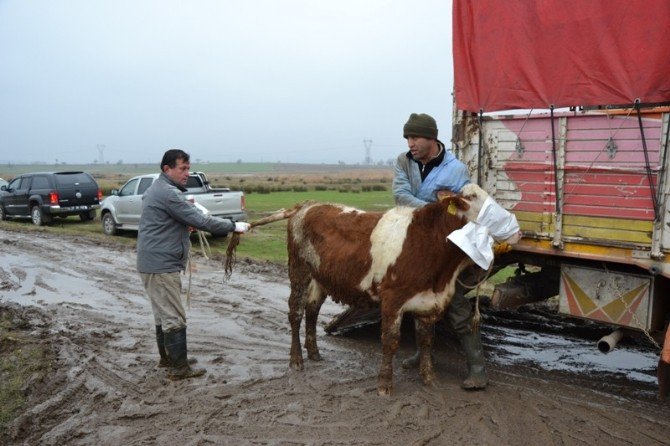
xmin=456 ymin=183 xmax=489 ymax=222
xmin=459 ymin=183 xmax=522 ymax=245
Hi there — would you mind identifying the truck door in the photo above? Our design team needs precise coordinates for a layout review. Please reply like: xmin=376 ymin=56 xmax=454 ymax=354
xmin=5 ymin=176 xmax=31 ymax=216
xmin=114 ymin=178 xmax=140 ymax=225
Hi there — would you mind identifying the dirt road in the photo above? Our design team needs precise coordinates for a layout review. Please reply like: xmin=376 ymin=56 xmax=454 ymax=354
xmin=1 ymin=228 xmax=669 ymax=445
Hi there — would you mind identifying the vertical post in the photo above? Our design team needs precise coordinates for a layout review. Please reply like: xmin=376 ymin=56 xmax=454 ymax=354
xmin=477 ymin=109 xmax=484 ymax=186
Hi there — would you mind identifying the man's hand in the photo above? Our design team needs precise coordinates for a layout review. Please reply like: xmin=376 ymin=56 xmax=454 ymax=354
xmin=234 ymin=222 xmax=251 ymax=233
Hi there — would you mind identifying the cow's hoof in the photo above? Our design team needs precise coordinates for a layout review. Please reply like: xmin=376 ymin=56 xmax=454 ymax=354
xmin=377 ymin=385 xmax=393 ymax=396
xmin=307 ymin=351 xmax=322 ymax=361
xmin=289 ymin=359 xmax=304 ymax=371
xmin=421 ymin=373 xmax=436 ymax=387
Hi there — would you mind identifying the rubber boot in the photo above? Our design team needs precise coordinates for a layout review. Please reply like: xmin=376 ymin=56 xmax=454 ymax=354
xmin=459 ymin=331 xmax=488 ymax=390
xmin=156 ymin=325 xmax=197 ymax=368
xmin=156 ymin=325 xmax=170 ymax=368
xmin=164 ymin=327 xmax=206 ymax=381
xmin=401 ymin=350 xmax=421 ymax=369
xmin=401 ymin=349 xmax=436 ymax=369
xmin=658 ymin=359 xmax=670 ymax=401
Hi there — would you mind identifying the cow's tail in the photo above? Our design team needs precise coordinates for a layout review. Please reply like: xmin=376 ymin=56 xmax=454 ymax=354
xmin=224 ymin=203 xmax=306 ymax=279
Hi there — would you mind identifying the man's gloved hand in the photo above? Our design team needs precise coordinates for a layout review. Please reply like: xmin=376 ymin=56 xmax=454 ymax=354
xmin=234 ymin=222 xmax=251 ymax=233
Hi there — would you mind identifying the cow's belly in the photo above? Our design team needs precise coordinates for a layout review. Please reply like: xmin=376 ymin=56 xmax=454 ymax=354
xmin=401 ymin=290 xmax=452 ymax=316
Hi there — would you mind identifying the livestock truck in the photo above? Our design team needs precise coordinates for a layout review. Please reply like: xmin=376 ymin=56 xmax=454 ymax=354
xmin=451 ymin=0 xmax=670 ymax=392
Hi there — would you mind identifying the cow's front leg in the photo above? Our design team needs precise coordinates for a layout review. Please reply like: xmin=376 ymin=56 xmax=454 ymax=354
xmin=378 ymin=305 xmax=403 ymax=396
xmin=304 ymin=280 xmax=326 ymax=361
xmin=415 ymin=316 xmax=437 ymax=387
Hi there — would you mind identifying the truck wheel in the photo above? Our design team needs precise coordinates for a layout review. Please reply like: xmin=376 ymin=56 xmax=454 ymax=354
xmin=101 ymin=212 xmax=118 ymax=236
xmin=80 ymin=210 xmax=96 ymax=221
xmin=0 ymin=205 xmax=6 ymax=221
xmin=31 ymin=206 xmax=51 ymax=226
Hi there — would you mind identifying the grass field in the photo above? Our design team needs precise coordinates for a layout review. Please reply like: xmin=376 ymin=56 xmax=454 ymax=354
xmin=0 ymin=188 xmax=396 ymax=265
xmin=239 ymin=189 xmax=395 ymax=263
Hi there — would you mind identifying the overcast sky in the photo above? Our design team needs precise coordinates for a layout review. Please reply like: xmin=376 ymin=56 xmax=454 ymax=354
xmin=0 ymin=0 xmax=453 ymax=165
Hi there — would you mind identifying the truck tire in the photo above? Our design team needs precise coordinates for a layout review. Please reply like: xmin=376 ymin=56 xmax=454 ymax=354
xmin=80 ymin=210 xmax=96 ymax=221
xmin=101 ymin=212 xmax=118 ymax=236
xmin=31 ymin=205 xmax=51 ymax=226
xmin=0 ymin=205 xmax=6 ymax=221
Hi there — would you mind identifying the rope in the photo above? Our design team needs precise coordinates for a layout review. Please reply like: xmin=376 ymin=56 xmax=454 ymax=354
xmin=634 ymin=100 xmax=660 ymax=221
xmin=564 ymin=105 xmax=635 ymax=197
xmin=456 ymin=264 xmax=495 ymax=334
xmin=224 ymin=205 xmax=300 ymax=280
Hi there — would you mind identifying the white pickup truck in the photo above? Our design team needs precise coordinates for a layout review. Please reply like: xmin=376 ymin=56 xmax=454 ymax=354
xmin=99 ymin=171 xmax=246 ymax=236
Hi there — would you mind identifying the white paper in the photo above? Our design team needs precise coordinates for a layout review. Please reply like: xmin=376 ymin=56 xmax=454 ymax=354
xmin=447 ymin=196 xmax=520 ymax=269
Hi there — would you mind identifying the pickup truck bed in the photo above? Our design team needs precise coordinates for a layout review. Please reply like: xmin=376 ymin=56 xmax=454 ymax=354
xmin=99 ymin=172 xmax=246 ymax=235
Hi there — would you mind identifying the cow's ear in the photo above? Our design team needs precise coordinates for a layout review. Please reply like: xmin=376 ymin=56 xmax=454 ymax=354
xmin=444 ymin=196 xmax=469 ymax=215
xmin=436 ymin=189 xmax=457 ymax=201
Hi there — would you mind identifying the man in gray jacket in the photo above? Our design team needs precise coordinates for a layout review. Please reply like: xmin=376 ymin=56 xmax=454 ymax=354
xmin=137 ymin=149 xmax=250 ymax=380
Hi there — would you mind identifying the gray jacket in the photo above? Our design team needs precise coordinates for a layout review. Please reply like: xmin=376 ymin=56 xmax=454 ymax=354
xmin=136 ymin=172 xmax=236 ymax=273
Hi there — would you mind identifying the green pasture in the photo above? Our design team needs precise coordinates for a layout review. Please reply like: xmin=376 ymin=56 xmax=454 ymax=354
xmin=0 ymin=189 xmax=395 ymax=265
xmin=239 ymin=189 xmax=395 ymax=263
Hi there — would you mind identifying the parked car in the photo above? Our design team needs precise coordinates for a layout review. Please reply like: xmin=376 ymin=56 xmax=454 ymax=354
xmin=99 ymin=172 xmax=247 ymax=235
xmin=0 ymin=171 xmax=102 ymax=225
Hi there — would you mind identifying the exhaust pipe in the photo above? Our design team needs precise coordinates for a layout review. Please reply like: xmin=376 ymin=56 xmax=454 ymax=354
xmin=597 ymin=329 xmax=624 ymax=353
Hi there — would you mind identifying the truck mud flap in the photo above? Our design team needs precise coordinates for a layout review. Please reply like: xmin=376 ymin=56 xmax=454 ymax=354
xmin=324 ymin=307 xmax=381 ymax=335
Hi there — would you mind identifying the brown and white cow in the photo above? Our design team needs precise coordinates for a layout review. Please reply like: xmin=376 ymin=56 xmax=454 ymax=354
xmin=286 ymin=183 xmax=497 ymax=395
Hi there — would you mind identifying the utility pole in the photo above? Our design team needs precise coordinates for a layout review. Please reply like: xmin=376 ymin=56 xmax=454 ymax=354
xmin=96 ymin=144 xmax=106 ymax=164
xmin=363 ymin=139 xmax=373 ymax=165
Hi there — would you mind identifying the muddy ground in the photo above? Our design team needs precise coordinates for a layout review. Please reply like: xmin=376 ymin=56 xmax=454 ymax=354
xmin=0 ymin=227 xmax=669 ymax=445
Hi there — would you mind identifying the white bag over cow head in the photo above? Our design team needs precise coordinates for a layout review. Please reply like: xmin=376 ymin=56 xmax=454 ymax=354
xmin=447 ymin=184 xmax=521 ymax=270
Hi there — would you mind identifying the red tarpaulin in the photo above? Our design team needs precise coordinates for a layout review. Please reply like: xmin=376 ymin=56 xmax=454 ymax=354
xmin=453 ymin=0 xmax=670 ymax=112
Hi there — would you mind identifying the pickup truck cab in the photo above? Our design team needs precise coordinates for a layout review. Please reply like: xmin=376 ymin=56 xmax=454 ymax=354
xmin=0 ymin=171 xmax=102 ymax=225
xmin=100 ymin=172 xmax=247 ymax=235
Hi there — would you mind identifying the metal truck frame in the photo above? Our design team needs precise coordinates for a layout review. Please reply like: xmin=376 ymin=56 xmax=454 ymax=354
xmin=453 ymin=106 xmax=670 ymax=347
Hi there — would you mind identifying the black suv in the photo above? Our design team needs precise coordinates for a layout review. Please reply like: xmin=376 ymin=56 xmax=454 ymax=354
xmin=0 ymin=171 xmax=102 ymax=226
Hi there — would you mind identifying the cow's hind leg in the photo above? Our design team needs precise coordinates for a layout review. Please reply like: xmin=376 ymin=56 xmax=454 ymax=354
xmin=378 ymin=301 xmax=403 ymax=396
xmin=288 ymin=268 xmax=311 ymax=371
xmin=415 ymin=317 xmax=437 ymax=387
xmin=304 ymin=280 xmax=326 ymax=361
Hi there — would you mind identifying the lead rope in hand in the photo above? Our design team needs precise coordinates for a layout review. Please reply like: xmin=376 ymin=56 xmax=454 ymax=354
xmin=184 ymin=231 xmax=213 ymax=309
xmin=456 ymin=264 xmax=495 ymax=333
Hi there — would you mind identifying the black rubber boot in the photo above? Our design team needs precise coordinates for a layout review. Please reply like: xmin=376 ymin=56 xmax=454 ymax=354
xmin=658 ymin=359 xmax=670 ymax=401
xmin=164 ymin=327 xmax=206 ymax=380
xmin=156 ymin=325 xmax=170 ymax=368
xmin=459 ymin=331 xmax=488 ymax=390
xmin=156 ymin=325 xmax=197 ymax=368
xmin=401 ymin=350 xmax=421 ymax=369
xmin=401 ymin=350 xmax=436 ymax=369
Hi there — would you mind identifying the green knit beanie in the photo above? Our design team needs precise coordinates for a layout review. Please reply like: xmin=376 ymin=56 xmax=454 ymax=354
xmin=403 ymin=113 xmax=438 ymax=139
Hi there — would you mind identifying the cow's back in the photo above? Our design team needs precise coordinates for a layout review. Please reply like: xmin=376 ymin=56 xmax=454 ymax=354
xmin=288 ymin=203 xmax=383 ymax=305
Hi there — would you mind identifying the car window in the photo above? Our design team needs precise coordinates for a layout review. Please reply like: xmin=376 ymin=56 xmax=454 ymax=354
xmin=137 ymin=177 xmax=154 ymax=195
xmin=10 ymin=177 xmax=30 ymax=190
xmin=8 ymin=178 xmax=23 ymax=190
xmin=119 ymin=178 xmax=140 ymax=197
xmin=185 ymin=176 xmax=202 ymax=188
xmin=31 ymin=176 xmax=50 ymax=189
xmin=55 ymin=172 xmax=95 ymax=186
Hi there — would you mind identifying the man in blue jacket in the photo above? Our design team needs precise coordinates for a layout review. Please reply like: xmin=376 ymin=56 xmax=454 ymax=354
xmin=393 ymin=113 xmax=488 ymax=390
xmin=137 ymin=149 xmax=250 ymax=380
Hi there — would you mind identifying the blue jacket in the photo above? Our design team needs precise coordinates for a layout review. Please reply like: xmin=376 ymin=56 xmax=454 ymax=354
xmin=136 ymin=172 xmax=235 ymax=273
xmin=392 ymin=147 xmax=471 ymax=207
